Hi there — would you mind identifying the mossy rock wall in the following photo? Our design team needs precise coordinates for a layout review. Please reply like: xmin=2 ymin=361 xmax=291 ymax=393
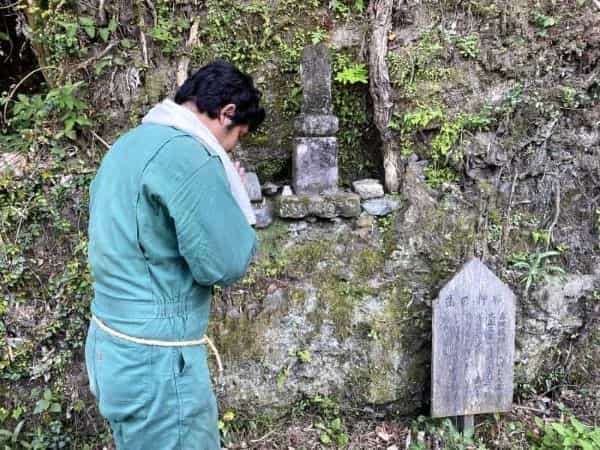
xmin=0 ymin=0 xmax=599 ymax=446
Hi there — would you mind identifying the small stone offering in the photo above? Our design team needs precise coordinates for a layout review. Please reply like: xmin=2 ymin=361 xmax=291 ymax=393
xmin=262 ymin=182 xmax=280 ymax=196
xmin=352 ymin=178 xmax=385 ymax=200
xmin=361 ymin=198 xmax=400 ymax=216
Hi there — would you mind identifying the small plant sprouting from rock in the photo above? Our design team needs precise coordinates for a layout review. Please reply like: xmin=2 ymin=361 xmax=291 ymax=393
xmin=509 ymin=250 xmax=565 ymax=296
xmin=33 ymin=389 xmax=62 ymax=415
xmin=334 ymin=63 xmax=368 ymax=85
xmin=78 ymin=16 xmax=117 ymax=43
xmin=408 ymin=416 xmax=487 ymax=450
xmin=1 ymin=80 xmax=91 ymax=149
xmin=218 ymin=411 xmax=236 ymax=447
xmin=533 ymin=11 xmax=558 ymax=37
xmin=289 ymin=348 xmax=311 ymax=363
xmin=317 ymin=417 xmax=349 ymax=447
xmin=331 ymin=0 xmax=365 ymax=18
xmin=530 ymin=415 xmax=600 ymax=450
xmin=310 ymin=28 xmax=329 ymax=45
xmin=455 ymin=35 xmax=480 ymax=59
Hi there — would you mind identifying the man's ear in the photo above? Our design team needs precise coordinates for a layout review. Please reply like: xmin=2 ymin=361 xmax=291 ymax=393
xmin=220 ymin=103 xmax=237 ymax=123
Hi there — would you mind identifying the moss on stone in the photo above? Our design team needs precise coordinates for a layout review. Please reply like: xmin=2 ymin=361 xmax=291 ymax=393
xmin=352 ymin=247 xmax=386 ymax=279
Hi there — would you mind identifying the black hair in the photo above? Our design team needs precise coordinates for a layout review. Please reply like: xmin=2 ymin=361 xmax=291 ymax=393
xmin=174 ymin=61 xmax=265 ymax=133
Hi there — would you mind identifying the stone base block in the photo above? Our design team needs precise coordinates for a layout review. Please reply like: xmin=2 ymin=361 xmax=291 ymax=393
xmin=278 ymin=192 xmax=361 ymax=219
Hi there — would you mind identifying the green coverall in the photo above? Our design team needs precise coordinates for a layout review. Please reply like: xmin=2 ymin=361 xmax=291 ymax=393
xmin=84 ymin=123 xmax=257 ymax=449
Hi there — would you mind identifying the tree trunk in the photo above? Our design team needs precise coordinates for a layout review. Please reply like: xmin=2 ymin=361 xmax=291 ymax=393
xmin=368 ymin=0 xmax=401 ymax=193
xmin=19 ymin=9 xmax=54 ymax=85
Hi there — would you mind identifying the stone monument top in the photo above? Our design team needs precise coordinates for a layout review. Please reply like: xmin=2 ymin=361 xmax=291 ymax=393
xmin=300 ymin=43 xmax=332 ymax=115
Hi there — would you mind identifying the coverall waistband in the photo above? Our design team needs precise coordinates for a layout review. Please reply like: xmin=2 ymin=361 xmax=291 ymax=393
xmin=92 ymin=293 xmax=207 ymax=319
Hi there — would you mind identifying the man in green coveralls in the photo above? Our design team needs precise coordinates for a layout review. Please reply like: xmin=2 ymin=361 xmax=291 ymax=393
xmin=84 ymin=61 xmax=265 ymax=449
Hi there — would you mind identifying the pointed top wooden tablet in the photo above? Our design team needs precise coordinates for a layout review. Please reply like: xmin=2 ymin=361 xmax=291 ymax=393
xmin=431 ymin=258 xmax=516 ymax=417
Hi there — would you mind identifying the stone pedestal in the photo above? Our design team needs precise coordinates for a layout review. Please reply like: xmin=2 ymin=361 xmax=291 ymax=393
xmin=278 ymin=191 xmax=361 ymax=219
xmin=292 ymin=137 xmax=338 ymax=194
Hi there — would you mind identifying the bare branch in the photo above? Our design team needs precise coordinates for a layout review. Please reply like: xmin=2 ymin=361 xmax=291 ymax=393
xmin=68 ymin=41 xmax=117 ymax=74
xmin=135 ymin=0 xmax=148 ymax=65
xmin=90 ymin=130 xmax=111 ymax=150
xmin=176 ymin=17 xmax=200 ymax=86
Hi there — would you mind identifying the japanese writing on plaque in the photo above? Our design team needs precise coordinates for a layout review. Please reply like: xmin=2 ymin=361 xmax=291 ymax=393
xmin=431 ymin=258 xmax=516 ymax=417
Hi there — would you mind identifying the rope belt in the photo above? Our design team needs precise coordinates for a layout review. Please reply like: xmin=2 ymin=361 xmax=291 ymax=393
xmin=92 ymin=315 xmax=223 ymax=372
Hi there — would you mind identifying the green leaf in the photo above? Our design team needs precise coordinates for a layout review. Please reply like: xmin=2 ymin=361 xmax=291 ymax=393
xmin=335 ymin=63 xmax=368 ymax=85
xmin=320 ymin=433 xmax=331 ymax=444
xmin=79 ymin=17 xmax=95 ymax=27
xmin=99 ymin=28 xmax=110 ymax=43
xmin=579 ymin=440 xmax=594 ymax=450
xmin=0 ymin=32 xmax=10 ymax=41
xmin=120 ymin=39 xmax=134 ymax=49
xmin=33 ymin=399 xmax=50 ymax=414
xmin=13 ymin=420 xmax=24 ymax=441
xmin=83 ymin=26 xmax=96 ymax=38
xmin=534 ymin=417 xmax=545 ymax=428
xmin=43 ymin=389 xmax=52 ymax=401
xmin=50 ymin=403 xmax=61 ymax=413
xmin=564 ymin=436 xmax=577 ymax=446
xmin=94 ymin=59 xmax=111 ymax=76
xmin=64 ymin=117 xmax=75 ymax=131
xmin=539 ymin=250 xmax=561 ymax=259
xmin=541 ymin=16 xmax=556 ymax=28
xmin=108 ymin=17 xmax=118 ymax=32
xmin=337 ymin=433 xmax=349 ymax=445
xmin=546 ymin=265 xmax=565 ymax=274
xmin=552 ymin=422 xmax=567 ymax=436
xmin=76 ymin=116 xmax=92 ymax=126
xmin=330 ymin=418 xmax=341 ymax=431
xmin=570 ymin=417 xmax=586 ymax=434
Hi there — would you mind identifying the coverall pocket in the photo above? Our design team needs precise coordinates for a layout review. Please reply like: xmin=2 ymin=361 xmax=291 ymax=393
xmin=95 ymin=330 xmax=151 ymax=421
xmin=84 ymin=322 xmax=98 ymax=398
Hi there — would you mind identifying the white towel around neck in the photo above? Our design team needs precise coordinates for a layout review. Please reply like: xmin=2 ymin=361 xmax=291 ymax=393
xmin=142 ymin=99 xmax=256 ymax=225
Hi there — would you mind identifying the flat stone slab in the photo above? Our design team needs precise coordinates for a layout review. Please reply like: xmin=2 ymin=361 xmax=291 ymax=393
xmin=292 ymin=137 xmax=338 ymax=194
xmin=278 ymin=192 xmax=360 ymax=219
xmin=245 ymin=172 xmax=262 ymax=202
xmin=362 ymin=198 xmax=401 ymax=216
xmin=352 ymin=178 xmax=385 ymax=200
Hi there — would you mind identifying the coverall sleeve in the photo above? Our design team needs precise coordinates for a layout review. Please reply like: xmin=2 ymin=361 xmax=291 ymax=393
xmin=166 ymin=156 xmax=257 ymax=287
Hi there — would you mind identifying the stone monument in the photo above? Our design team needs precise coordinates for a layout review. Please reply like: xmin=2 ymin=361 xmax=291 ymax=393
xmin=431 ymin=258 xmax=516 ymax=429
xmin=292 ymin=44 xmax=339 ymax=194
